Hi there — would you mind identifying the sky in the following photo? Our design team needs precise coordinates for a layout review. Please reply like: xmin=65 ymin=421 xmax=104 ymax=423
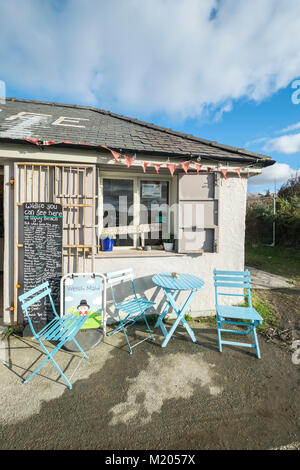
xmin=0 ymin=0 xmax=300 ymax=193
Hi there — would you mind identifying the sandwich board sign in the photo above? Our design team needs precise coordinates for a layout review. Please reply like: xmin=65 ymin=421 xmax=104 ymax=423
xmin=60 ymin=273 xmax=106 ymax=350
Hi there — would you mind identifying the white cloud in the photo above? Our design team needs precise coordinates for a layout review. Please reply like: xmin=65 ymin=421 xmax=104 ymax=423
xmin=214 ymin=102 xmax=233 ymax=122
xmin=264 ymin=133 xmax=300 ymax=154
xmin=248 ymin=163 xmax=297 ymax=189
xmin=1 ymin=0 xmax=300 ymax=117
xmin=65 ymin=296 xmax=73 ymax=302
xmin=279 ymin=122 xmax=300 ymax=134
xmin=245 ymin=136 xmax=269 ymax=147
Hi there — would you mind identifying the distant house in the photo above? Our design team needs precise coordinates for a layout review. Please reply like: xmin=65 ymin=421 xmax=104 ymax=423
xmin=0 ymin=98 xmax=275 ymax=325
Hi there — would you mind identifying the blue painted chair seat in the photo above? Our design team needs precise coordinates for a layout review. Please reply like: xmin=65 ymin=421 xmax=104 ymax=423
xmin=36 ymin=314 xmax=87 ymax=342
xmin=217 ymin=306 xmax=262 ymax=322
xmin=116 ymin=297 xmax=155 ymax=316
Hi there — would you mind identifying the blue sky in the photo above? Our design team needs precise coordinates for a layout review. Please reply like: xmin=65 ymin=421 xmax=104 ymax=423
xmin=1 ymin=0 xmax=300 ymax=193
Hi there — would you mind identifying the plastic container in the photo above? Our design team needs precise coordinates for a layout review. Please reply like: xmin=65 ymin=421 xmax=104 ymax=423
xmin=101 ymin=237 xmax=114 ymax=251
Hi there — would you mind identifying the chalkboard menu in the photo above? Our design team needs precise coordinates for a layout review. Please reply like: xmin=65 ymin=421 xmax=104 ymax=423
xmin=22 ymin=202 xmax=63 ymax=336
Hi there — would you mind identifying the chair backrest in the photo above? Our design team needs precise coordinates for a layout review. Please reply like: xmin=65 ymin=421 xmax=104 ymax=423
xmin=19 ymin=281 xmax=59 ymax=336
xmin=213 ymin=269 xmax=252 ymax=308
xmin=106 ymin=268 xmax=136 ymax=306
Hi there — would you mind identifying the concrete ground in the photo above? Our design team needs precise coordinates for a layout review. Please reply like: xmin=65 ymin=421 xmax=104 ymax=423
xmin=246 ymin=266 xmax=293 ymax=290
xmin=0 ymin=320 xmax=299 ymax=450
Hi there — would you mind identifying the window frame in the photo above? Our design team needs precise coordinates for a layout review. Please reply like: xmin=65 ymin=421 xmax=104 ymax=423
xmin=98 ymin=170 xmax=176 ymax=250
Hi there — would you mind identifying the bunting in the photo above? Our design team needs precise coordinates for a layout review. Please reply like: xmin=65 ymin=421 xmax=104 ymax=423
xmin=194 ymin=163 xmax=202 ymax=175
xmin=153 ymin=163 xmax=161 ymax=174
xmin=181 ymin=161 xmax=190 ymax=174
xmin=124 ymin=155 xmax=135 ymax=168
xmin=142 ymin=162 xmax=149 ymax=172
xmin=166 ymin=163 xmax=177 ymax=176
xmin=25 ymin=138 xmax=57 ymax=147
xmin=221 ymin=169 xmax=228 ymax=179
xmin=97 ymin=146 xmax=245 ymax=179
xmin=234 ymin=168 xmax=241 ymax=178
xmin=100 ymin=145 xmax=121 ymax=163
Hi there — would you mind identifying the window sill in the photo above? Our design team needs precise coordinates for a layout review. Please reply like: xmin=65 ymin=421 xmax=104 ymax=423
xmin=95 ymin=249 xmax=204 ymax=258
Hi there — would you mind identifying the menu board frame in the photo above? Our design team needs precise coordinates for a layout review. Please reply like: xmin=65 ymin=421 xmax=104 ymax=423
xmin=22 ymin=202 xmax=63 ymax=336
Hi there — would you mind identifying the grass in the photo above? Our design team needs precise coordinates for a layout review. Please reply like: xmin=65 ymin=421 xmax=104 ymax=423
xmin=0 ymin=325 xmax=23 ymax=339
xmin=245 ymin=242 xmax=300 ymax=286
xmin=184 ymin=314 xmax=193 ymax=322
xmin=238 ymin=290 xmax=277 ymax=333
xmin=251 ymin=291 xmax=277 ymax=333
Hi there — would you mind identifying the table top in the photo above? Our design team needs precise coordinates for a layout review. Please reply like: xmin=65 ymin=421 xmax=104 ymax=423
xmin=152 ymin=273 xmax=205 ymax=291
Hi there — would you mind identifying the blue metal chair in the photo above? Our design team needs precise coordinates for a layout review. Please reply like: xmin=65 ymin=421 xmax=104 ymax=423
xmin=19 ymin=281 xmax=89 ymax=389
xmin=214 ymin=269 xmax=263 ymax=358
xmin=107 ymin=268 xmax=155 ymax=354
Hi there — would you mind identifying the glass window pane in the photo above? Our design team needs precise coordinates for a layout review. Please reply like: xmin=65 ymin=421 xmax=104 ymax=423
xmin=140 ymin=180 xmax=169 ymax=246
xmin=103 ymin=179 xmax=134 ymax=247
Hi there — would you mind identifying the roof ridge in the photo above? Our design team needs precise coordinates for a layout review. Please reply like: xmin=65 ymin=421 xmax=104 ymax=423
xmin=4 ymin=97 xmax=271 ymax=161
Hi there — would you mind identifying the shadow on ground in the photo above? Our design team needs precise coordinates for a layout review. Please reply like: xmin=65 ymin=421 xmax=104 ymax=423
xmin=0 ymin=321 xmax=299 ymax=450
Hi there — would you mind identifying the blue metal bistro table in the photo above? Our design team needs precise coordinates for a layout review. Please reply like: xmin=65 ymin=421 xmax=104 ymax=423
xmin=152 ymin=273 xmax=205 ymax=347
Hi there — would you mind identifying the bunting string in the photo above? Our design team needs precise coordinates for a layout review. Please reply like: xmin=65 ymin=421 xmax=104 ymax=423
xmin=23 ymin=139 xmax=243 ymax=178
xmin=93 ymin=144 xmax=242 ymax=178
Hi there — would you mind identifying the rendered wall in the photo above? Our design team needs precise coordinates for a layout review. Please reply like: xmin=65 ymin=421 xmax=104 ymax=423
xmin=2 ymin=156 xmax=248 ymax=324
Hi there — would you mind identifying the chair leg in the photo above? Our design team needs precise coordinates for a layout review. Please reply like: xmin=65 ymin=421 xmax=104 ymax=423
xmin=217 ymin=321 xmax=222 ymax=353
xmin=143 ymin=313 xmax=155 ymax=341
xmin=24 ymin=341 xmax=73 ymax=389
xmin=72 ymin=337 xmax=89 ymax=359
xmin=123 ymin=327 xmax=133 ymax=355
xmin=252 ymin=326 xmax=261 ymax=359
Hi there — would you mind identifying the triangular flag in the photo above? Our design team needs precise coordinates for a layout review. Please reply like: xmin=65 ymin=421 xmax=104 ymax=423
xmin=206 ymin=167 xmax=212 ymax=172
xmin=124 ymin=155 xmax=135 ymax=168
xmin=194 ymin=163 xmax=202 ymax=175
xmin=234 ymin=168 xmax=241 ymax=178
xmin=181 ymin=161 xmax=190 ymax=174
xmin=142 ymin=162 xmax=149 ymax=172
xmin=154 ymin=163 xmax=161 ymax=174
xmin=166 ymin=163 xmax=177 ymax=176
xmin=101 ymin=145 xmax=121 ymax=163
xmin=221 ymin=169 xmax=228 ymax=179
xmin=25 ymin=138 xmax=42 ymax=146
xmin=110 ymin=149 xmax=121 ymax=163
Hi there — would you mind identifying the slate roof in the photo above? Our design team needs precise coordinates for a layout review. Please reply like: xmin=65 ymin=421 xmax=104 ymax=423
xmin=0 ymin=98 xmax=274 ymax=166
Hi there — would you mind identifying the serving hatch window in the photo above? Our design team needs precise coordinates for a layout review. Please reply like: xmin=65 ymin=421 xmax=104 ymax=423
xmin=99 ymin=173 xmax=172 ymax=250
